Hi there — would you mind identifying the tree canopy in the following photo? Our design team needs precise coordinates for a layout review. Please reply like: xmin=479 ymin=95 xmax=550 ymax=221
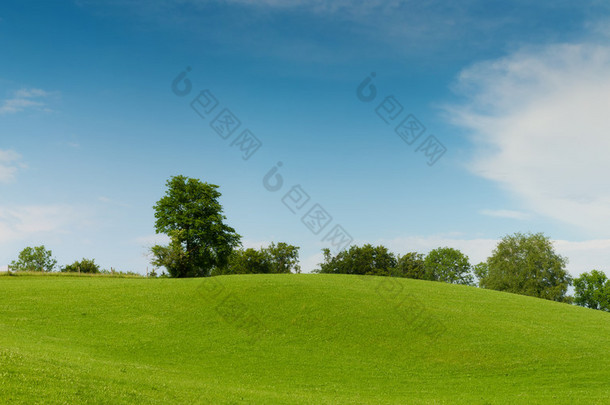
xmin=10 ymin=246 xmax=57 ymax=272
xmin=317 ymin=244 xmax=397 ymax=276
xmin=423 ymin=247 xmax=474 ymax=285
xmin=213 ymin=242 xmax=300 ymax=275
xmin=150 ymin=175 xmax=241 ymax=277
xmin=573 ymin=270 xmax=609 ymax=311
xmin=395 ymin=252 xmax=426 ymax=279
xmin=316 ymin=244 xmax=476 ymax=283
xmin=478 ymin=232 xmax=572 ymax=302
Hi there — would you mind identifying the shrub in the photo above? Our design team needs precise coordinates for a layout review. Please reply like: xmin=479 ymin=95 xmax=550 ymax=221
xmin=61 ymin=258 xmax=100 ymax=274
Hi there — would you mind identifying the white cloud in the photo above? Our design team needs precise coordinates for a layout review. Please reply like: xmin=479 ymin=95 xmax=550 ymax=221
xmin=0 ymin=205 xmax=83 ymax=244
xmin=300 ymin=251 xmax=325 ymax=273
xmin=480 ymin=209 xmax=531 ymax=220
xmin=0 ymin=149 xmax=23 ymax=183
xmin=447 ymin=43 xmax=610 ymax=236
xmin=0 ymin=88 xmax=55 ymax=115
xmin=554 ymin=239 xmax=610 ymax=277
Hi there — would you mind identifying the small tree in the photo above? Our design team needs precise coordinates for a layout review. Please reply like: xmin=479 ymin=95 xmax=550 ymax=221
xmin=266 ymin=242 xmax=300 ymax=274
xmin=574 ymin=270 xmax=609 ymax=311
xmin=150 ymin=230 xmax=192 ymax=277
xmin=10 ymin=246 xmax=57 ymax=272
xmin=61 ymin=258 xmax=100 ymax=274
xmin=473 ymin=262 xmax=489 ymax=287
xmin=479 ymin=232 xmax=572 ymax=302
xmin=395 ymin=252 xmax=426 ymax=279
xmin=423 ymin=247 xmax=474 ymax=285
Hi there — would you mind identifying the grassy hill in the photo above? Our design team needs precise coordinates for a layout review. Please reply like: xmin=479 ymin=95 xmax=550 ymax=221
xmin=0 ymin=273 xmax=609 ymax=404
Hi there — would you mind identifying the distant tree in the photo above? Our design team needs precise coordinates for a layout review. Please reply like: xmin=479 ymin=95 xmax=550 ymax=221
xmin=10 ymin=246 xmax=57 ymax=272
xmin=423 ymin=247 xmax=474 ymax=285
xmin=573 ymin=270 xmax=609 ymax=311
xmin=220 ymin=248 xmax=272 ymax=275
xmin=266 ymin=242 xmax=300 ymax=274
xmin=61 ymin=258 xmax=100 ymax=274
xmin=215 ymin=242 xmax=301 ymax=275
xmin=479 ymin=232 xmax=572 ymax=302
xmin=473 ymin=262 xmax=489 ymax=287
xmin=150 ymin=176 xmax=241 ymax=277
xmin=150 ymin=230 xmax=191 ymax=277
xmin=395 ymin=252 xmax=426 ymax=279
xmin=317 ymin=244 xmax=397 ymax=276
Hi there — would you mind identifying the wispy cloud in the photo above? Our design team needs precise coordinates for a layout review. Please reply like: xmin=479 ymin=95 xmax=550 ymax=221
xmin=78 ymin=0 xmax=608 ymax=63
xmin=214 ymin=0 xmax=406 ymax=15
xmin=0 ymin=205 xmax=87 ymax=244
xmin=0 ymin=149 xmax=24 ymax=183
xmin=98 ymin=196 xmax=130 ymax=208
xmin=447 ymin=42 xmax=610 ymax=236
xmin=0 ymin=88 xmax=55 ymax=115
xmin=480 ymin=209 xmax=531 ymax=220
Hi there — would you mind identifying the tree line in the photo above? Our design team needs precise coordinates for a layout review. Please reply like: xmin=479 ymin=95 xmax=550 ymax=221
xmin=5 ymin=175 xmax=609 ymax=312
xmin=7 ymin=246 xmax=139 ymax=276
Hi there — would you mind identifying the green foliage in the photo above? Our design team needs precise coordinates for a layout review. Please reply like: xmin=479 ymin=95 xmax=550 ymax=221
xmin=61 ymin=258 xmax=100 ymax=274
xmin=573 ymin=270 xmax=609 ymax=311
xmin=150 ymin=230 xmax=192 ymax=277
xmin=473 ymin=262 xmax=489 ymax=286
xmin=220 ymin=248 xmax=272 ymax=275
xmin=395 ymin=252 xmax=426 ymax=279
xmin=10 ymin=246 xmax=57 ymax=272
xmin=317 ymin=244 xmax=397 ymax=276
xmin=215 ymin=242 xmax=301 ymax=275
xmin=423 ymin=247 xmax=474 ymax=285
xmin=317 ymin=245 xmax=473 ymax=285
xmin=266 ymin=242 xmax=301 ymax=274
xmin=150 ymin=176 xmax=241 ymax=277
xmin=479 ymin=232 xmax=572 ymax=302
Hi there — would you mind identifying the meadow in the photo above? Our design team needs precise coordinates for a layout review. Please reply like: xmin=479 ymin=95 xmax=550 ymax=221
xmin=0 ymin=273 xmax=609 ymax=404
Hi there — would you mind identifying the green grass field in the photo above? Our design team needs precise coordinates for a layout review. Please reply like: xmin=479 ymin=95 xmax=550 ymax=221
xmin=0 ymin=273 xmax=609 ymax=404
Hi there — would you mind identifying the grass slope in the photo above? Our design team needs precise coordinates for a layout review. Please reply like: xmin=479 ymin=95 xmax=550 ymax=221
xmin=0 ymin=273 xmax=609 ymax=404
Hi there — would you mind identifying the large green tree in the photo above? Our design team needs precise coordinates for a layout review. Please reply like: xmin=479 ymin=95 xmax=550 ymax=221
xmin=479 ymin=232 xmax=572 ymax=302
xmin=573 ymin=270 xmax=609 ymax=311
xmin=423 ymin=247 xmax=474 ymax=285
xmin=10 ymin=246 xmax=57 ymax=272
xmin=151 ymin=176 xmax=241 ymax=277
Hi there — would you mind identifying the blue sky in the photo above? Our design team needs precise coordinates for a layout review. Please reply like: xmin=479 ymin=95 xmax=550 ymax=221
xmin=2 ymin=0 xmax=610 ymax=275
